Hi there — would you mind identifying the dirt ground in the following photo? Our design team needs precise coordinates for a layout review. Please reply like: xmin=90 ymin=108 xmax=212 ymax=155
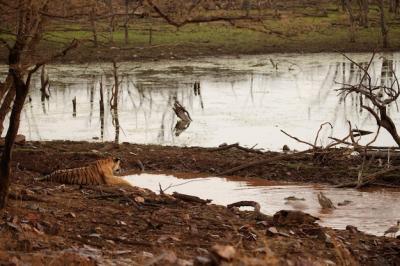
xmin=0 ymin=141 xmax=399 ymax=265
xmin=11 ymin=140 xmax=400 ymax=187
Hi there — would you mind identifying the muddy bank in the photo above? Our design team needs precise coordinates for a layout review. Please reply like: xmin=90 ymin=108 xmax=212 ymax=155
xmin=1 ymin=146 xmax=399 ymax=264
xmin=10 ymin=141 xmax=400 ymax=187
xmin=2 ymin=44 xmax=400 ymax=65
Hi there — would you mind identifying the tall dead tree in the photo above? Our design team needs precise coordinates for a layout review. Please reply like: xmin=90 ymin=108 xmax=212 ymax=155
xmin=377 ymin=0 xmax=389 ymax=48
xmin=0 ymin=0 xmax=77 ymax=208
xmin=357 ymin=0 xmax=369 ymax=27
xmin=344 ymin=0 xmax=356 ymax=43
xmin=389 ymin=0 xmax=400 ymax=14
xmin=124 ymin=0 xmax=130 ymax=44
xmin=108 ymin=0 xmax=116 ymax=43
xmin=90 ymin=4 xmax=98 ymax=47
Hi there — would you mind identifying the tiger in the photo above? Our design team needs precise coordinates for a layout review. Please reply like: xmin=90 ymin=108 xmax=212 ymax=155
xmin=35 ymin=157 xmax=133 ymax=187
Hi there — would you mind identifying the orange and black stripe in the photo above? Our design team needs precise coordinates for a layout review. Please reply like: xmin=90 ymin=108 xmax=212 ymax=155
xmin=36 ymin=158 xmax=118 ymax=185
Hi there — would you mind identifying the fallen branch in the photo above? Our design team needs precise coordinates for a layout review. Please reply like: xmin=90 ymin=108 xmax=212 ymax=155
xmin=8 ymin=192 xmax=46 ymax=202
xmin=172 ymin=192 xmax=212 ymax=204
xmin=220 ymin=149 xmax=311 ymax=176
xmin=280 ymin=130 xmax=317 ymax=149
xmin=227 ymin=201 xmax=260 ymax=213
xmin=335 ymin=166 xmax=400 ymax=188
xmin=88 ymin=193 xmax=127 ymax=199
xmin=104 ymin=236 xmax=154 ymax=247
xmin=210 ymin=143 xmax=264 ymax=154
xmin=314 ymin=122 xmax=333 ymax=146
xmin=356 ymin=166 xmax=400 ymax=189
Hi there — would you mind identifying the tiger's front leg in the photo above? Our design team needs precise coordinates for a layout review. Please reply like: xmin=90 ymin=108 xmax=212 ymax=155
xmin=103 ymin=173 xmax=133 ymax=187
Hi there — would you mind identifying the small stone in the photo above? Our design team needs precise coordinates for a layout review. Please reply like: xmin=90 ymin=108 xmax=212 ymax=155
xmin=194 ymin=256 xmax=213 ymax=266
xmin=134 ymin=196 xmax=145 ymax=203
xmin=267 ymin=227 xmax=279 ymax=236
xmin=346 ymin=225 xmax=359 ymax=234
xmin=338 ymin=200 xmax=352 ymax=206
xmin=282 ymin=145 xmax=290 ymax=151
xmin=190 ymin=224 xmax=199 ymax=235
xmin=106 ymin=240 xmax=115 ymax=245
xmin=211 ymin=244 xmax=236 ymax=261
xmin=141 ymin=251 xmax=154 ymax=258
xmin=161 ymin=250 xmax=177 ymax=264
xmin=66 ymin=212 xmax=76 ymax=218
xmin=324 ymin=233 xmax=334 ymax=247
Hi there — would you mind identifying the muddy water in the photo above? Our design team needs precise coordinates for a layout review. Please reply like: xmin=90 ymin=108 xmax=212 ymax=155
xmin=1 ymin=53 xmax=400 ymax=150
xmin=124 ymin=173 xmax=400 ymax=236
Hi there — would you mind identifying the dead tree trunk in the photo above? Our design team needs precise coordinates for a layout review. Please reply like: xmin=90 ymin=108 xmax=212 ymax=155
xmin=344 ymin=0 xmax=356 ymax=43
xmin=389 ymin=0 xmax=398 ymax=12
xmin=0 ymin=46 xmax=30 ymax=208
xmin=108 ymin=0 xmax=115 ymax=43
xmin=99 ymin=77 xmax=105 ymax=140
xmin=111 ymin=61 xmax=120 ymax=143
xmin=124 ymin=0 xmax=129 ymax=44
xmin=0 ymin=88 xmax=16 ymax=136
xmin=377 ymin=0 xmax=389 ymax=48
xmin=90 ymin=7 xmax=98 ymax=47
xmin=0 ymin=75 xmax=15 ymax=135
xmin=357 ymin=0 xmax=369 ymax=27
xmin=340 ymin=0 xmax=346 ymax=11
xmin=0 ymin=75 xmax=13 ymax=102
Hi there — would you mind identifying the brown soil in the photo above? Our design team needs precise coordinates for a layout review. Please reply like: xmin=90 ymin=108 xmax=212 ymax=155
xmin=0 ymin=141 xmax=399 ymax=265
xmin=12 ymin=141 xmax=399 ymax=187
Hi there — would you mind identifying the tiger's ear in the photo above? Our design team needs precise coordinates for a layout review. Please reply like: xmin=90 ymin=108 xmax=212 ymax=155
xmin=113 ymin=157 xmax=121 ymax=163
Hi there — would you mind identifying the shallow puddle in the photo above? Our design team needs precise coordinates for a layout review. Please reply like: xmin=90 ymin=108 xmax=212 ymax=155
xmin=124 ymin=173 xmax=400 ymax=236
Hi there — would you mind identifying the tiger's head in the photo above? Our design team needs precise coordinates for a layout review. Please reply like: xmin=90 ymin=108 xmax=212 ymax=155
xmin=96 ymin=157 xmax=122 ymax=175
xmin=112 ymin=157 xmax=122 ymax=174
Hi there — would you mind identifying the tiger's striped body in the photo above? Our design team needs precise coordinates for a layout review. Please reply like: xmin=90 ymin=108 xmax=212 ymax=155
xmin=36 ymin=157 xmax=132 ymax=187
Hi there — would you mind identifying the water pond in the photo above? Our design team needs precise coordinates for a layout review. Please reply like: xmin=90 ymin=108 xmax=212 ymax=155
xmin=1 ymin=52 xmax=400 ymax=151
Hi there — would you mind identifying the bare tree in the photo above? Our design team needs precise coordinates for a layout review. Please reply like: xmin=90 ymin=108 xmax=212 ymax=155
xmin=338 ymin=53 xmax=400 ymax=146
xmin=357 ymin=0 xmax=369 ymax=27
xmin=377 ymin=0 xmax=389 ymax=48
xmin=0 ymin=0 xmax=77 ymax=208
xmin=344 ymin=0 xmax=356 ymax=43
xmin=389 ymin=0 xmax=400 ymax=14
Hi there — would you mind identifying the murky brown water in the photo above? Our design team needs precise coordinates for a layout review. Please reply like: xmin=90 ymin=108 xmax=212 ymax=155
xmin=1 ymin=52 xmax=400 ymax=150
xmin=124 ymin=173 xmax=400 ymax=236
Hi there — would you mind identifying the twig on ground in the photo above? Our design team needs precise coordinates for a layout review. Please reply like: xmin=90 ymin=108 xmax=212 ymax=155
xmin=172 ymin=192 xmax=212 ymax=204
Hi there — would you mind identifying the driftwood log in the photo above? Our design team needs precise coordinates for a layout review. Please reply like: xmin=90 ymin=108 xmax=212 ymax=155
xmin=211 ymin=143 xmax=264 ymax=155
xmin=172 ymin=192 xmax=212 ymax=204
xmin=220 ymin=149 xmax=311 ymax=176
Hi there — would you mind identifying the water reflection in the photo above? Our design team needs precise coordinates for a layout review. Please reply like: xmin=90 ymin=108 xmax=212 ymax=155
xmin=125 ymin=173 xmax=400 ymax=236
xmin=1 ymin=53 xmax=399 ymax=150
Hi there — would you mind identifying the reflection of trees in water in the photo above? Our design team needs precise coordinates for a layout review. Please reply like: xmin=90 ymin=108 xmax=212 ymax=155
xmin=40 ymin=65 xmax=50 ymax=114
xmin=381 ymin=58 xmax=394 ymax=88
xmin=331 ymin=57 xmax=399 ymax=130
xmin=99 ymin=77 xmax=105 ymax=141
xmin=22 ymin=58 xmax=399 ymax=145
xmin=111 ymin=62 xmax=120 ymax=143
xmin=88 ymin=75 xmax=96 ymax=124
